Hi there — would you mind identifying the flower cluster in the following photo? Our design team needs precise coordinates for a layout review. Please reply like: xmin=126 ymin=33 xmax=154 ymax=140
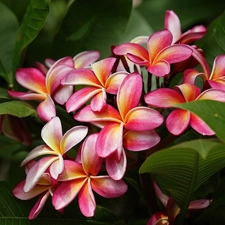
xmin=9 ymin=10 xmax=225 ymax=223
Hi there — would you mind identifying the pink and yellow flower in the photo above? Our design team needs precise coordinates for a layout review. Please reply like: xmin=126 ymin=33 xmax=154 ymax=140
xmin=20 ymin=116 xmax=88 ymax=192
xmin=52 ymin=133 xmax=127 ymax=217
xmin=62 ymin=57 xmax=128 ymax=112
xmin=113 ymin=30 xmax=192 ymax=77
xmin=13 ymin=161 xmax=59 ymax=220
xmin=144 ymin=83 xmax=225 ymax=135
xmin=74 ymin=72 xmax=163 ymax=179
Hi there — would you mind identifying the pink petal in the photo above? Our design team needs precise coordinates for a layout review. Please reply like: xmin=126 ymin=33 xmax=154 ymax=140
xmin=147 ymin=30 xmax=173 ymax=61
xmin=49 ymin=155 xmax=64 ymax=179
xmin=52 ymin=179 xmax=86 ymax=210
xmin=20 ymin=145 xmax=55 ymax=167
xmin=78 ymin=179 xmax=96 ymax=217
xmin=164 ymin=10 xmax=182 ymax=44
xmin=123 ymin=130 xmax=161 ymax=151
xmin=125 ymin=107 xmax=163 ymax=130
xmin=7 ymin=90 xmax=45 ymax=100
xmin=91 ymin=175 xmax=128 ymax=197
xmin=13 ymin=180 xmax=49 ymax=200
xmin=144 ymin=88 xmax=185 ymax=107
xmin=53 ymin=85 xmax=73 ymax=105
xmin=209 ymin=55 xmax=225 ymax=80
xmin=156 ymin=44 xmax=192 ymax=64
xmin=175 ymin=83 xmax=200 ymax=102
xmin=81 ymin=133 xmax=103 ymax=176
xmin=113 ymin=43 xmax=149 ymax=61
xmin=182 ymin=69 xmax=205 ymax=84
xmin=208 ymin=80 xmax=225 ymax=90
xmin=91 ymin=57 xmax=116 ymax=86
xmin=105 ymin=71 xmax=128 ymax=94
xmin=28 ymin=191 xmax=50 ymax=220
xmin=147 ymin=212 xmax=168 ymax=225
xmin=117 ymin=73 xmax=142 ymax=120
xmin=60 ymin=125 xmax=88 ymax=154
xmin=105 ymin=150 xmax=127 ymax=180
xmin=126 ymin=53 xmax=149 ymax=66
xmin=96 ymin=123 xmax=123 ymax=158
xmin=66 ymin=87 xmax=100 ymax=112
xmin=62 ymin=68 xmax=101 ymax=87
xmin=73 ymin=51 xmax=100 ymax=68
xmin=90 ymin=89 xmax=107 ymax=111
xmin=147 ymin=60 xmax=171 ymax=77
xmin=166 ymin=109 xmax=190 ymax=135
xmin=24 ymin=156 xmax=58 ymax=192
xmin=130 ymin=36 xmax=148 ymax=44
xmin=188 ymin=199 xmax=212 ymax=210
xmin=153 ymin=182 xmax=169 ymax=207
xmin=37 ymin=95 xmax=56 ymax=122
xmin=197 ymin=89 xmax=225 ymax=101
xmin=190 ymin=113 xmax=214 ymax=135
xmin=41 ymin=116 xmax=62 ymax=153
xmin=74 ymin=104 xmax=122 ymax=124
xmin=15 ymin=68 xmax=47 ymax=94
xmin=57 ymin=160 xmax=86 ymax=181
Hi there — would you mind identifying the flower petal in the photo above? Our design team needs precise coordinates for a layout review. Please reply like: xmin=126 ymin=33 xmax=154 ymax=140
xmin=209 ymin=55 xmax=225 ymax=80
xmin=197 ymin=89 xmax=225 ymax=101
xmin=125 ymin=107 xmax=163 ymax=130
xmin=91 ymin=175 xmax=128 ymax=197
xmin=52 ymin=179 xmax=86 ymax=210
xmin=90 ymin=89 xmax=107 ymax=112
xmin=144 ymin=88 xmax=185 ymax=107
xmin=7 ymin=90 xmax=45 ymax=100
xmin=53 ymin=85 xmax=73 ymax=105
xmin=117 ymin=73 xmax=142 ymax=120
xmin=147 ymin=60 xmax=170 ymax=76
xmin=37 ymin=95 xmax=56 ymax=122
xmin=166 ymin=109 xmax=190 ymax=135
xmin=15 ymin=68 xmax=47 ymax=94
xmin=74 ymin=51 xmax=100 ymax=68
xmin=60 ymin=125 xmax=88 ymax=154
xmin=124 ymin=130 xmax=161 ymax=151
xmin=41 ymin=117 xmax=62 ymax=153
xmin=78 ymin=179 xmax=96 ymax=217
xmin=91 ymin=57 xmax=116 ymax=86
xmin=49 ymin=155 xmax=64 ymax=179
xmin=182 ymin=68 xmax=205 ymax=84
xmin=188 ymin=199 xmax=212 ymax=210
xmin=105 ymin=150 xmax=127 ymax=180
xmin=81 ymin=133 xmax=103 ymax=176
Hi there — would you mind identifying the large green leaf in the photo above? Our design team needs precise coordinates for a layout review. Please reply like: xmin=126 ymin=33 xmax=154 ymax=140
xmin=51 ymin=0 xmax=132 ymax=59
xmin=0 ymin=181 xmax=125 ymax=225
xmin=176 ymin=100 xmax=225 ymax=143
xmin=12 ymin=0 xmax=50 ymax=78
xmin=0 ymin=2 xmax=19 ymax=85
xmin=139 ymin=139 xmax=225 ymax=224
xmin=0 ymin=100 xmax=36 ymax=117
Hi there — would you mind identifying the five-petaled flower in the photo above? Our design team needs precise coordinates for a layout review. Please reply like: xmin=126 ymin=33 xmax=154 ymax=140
xmin=52 ymin=133 xmax=128 ymax=217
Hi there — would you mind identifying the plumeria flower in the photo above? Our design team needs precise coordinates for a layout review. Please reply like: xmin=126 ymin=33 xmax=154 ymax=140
xmin=164 ymin=10 xmax=207 ymax=44
xmin=183 ymin=54 xmax=225 ymax=90
xmin=0 ymin=115 xmax=32 ymax=145
xmin=13 ymin=161 xmax=59 ymax=220
xmin=62 ymin=57 xmax=128 ymax=112
xmin=52 ymin=133 xmax=128 ymax=217
xmin=74 ymin=73 xmax=163 ymax=179
xmin=147 ymin=182 xmax=212 ymax=225
xmin=144 ymin=83 xmax=225 ymax=136
xmin=113 ymin=29 xmax=193 ymax=77
xmin=20 ymin=116 xmax=88 ymax=192
xmin=8 ymin=57 xmax=76 ymax=121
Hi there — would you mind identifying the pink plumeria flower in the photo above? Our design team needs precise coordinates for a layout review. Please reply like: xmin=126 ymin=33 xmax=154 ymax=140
xmin=13 ymin=161 xmax=59 ymax=220
xmin=184 ymin=54 xmax=225 ymax=90
xmin=20 ymin=116 xmax=88 ymax=192
xmin=8 ymin=57 xmax=75 ymax=121
xmin=147 ymin=182 xmax=212 ymax=225
xmin=144 ymin=83 xmax=225 ymax=136
xmin=74 ymin=73 xmax=163 ymax=179
xmin=62 ymin=57 xmax=128 ymax=112
xmin=52 ymin=133 xmax=127 ymax=217
xmin=113 ymin=29 xmax=193 ymax=77
xmin=164 ymin=10 xmax=207 ymax=44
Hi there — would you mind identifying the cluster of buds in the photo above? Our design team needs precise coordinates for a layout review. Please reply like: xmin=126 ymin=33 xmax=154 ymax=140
xmin=8 ymin=10 xmax=225 ymax=223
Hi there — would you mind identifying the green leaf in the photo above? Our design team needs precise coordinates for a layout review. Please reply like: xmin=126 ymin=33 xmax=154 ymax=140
xmin=0 ymin=2 xmax=19 ymax=85
xmin=51 ymin=0 xmax=133 ymax=59
xmin=0 ymin=100 xmax=36 ymax=117
xmin=175 ymin=100 xmax=225 ymax=143
xmin=139 ymin=139 xmax=224 ymax=224
xmin=12 ymin=0 xmax=50 ymax=78
xmin=0 ymin=181 xmax=125 ymax=225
